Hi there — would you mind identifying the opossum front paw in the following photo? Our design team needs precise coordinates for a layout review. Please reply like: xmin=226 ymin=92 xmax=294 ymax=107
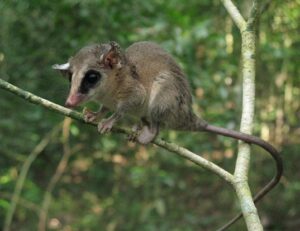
xmin=98 ymin=119 xmax=115 ymax=134
xmin=83 ymin=107 xmax=98 ymax=123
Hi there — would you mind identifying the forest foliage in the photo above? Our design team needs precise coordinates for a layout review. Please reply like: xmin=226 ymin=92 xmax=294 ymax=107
xmin=0 ymin=0 xmax=299 ymax=230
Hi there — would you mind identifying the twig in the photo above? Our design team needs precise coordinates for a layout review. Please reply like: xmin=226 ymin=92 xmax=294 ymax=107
xmin=3 ymin=125 xmax=61 ymax=231
xmin=220 ymin=0 xmax=246 ymax=31
xmin=38 ymin=118 xmax=80 ymax=231
xmin=247 ymin=0 xmax=259 ymax=29
xmin=154 ymin=139 xmax=233 ymax=182
xmin=0 ymin=78 xmax=234 ymax=186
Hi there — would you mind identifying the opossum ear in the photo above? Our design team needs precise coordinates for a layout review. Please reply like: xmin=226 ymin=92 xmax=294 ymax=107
xmin=52 ymin=62 xmax=71 ymax=80
xmin=102 ymin=41 xmax=123 ymax=69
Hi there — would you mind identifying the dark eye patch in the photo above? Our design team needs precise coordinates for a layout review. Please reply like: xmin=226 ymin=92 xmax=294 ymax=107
xmin=79 ymin=70 xmax=101 ymax=94
xmin=67 ymin=71 xmax=72 ymax=82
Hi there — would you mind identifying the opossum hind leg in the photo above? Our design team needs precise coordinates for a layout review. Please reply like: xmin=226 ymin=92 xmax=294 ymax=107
xmin=137 ymin=122 xmax=159 ymax=144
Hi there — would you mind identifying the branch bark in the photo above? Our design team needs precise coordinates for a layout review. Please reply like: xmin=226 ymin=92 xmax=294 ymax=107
xmin=220 ymin=0 xmax=246 ymax=31
xmin=0 ymin=77 xmax=234 ymax=186
xmin=220 ymin=0 xmax=263 ymax=230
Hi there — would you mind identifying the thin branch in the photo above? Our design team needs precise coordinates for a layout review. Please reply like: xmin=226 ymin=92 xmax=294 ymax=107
xmin=220 ymin=0 xmax=246 ymax=31
xmin=247 ymin=0 xmax=259 ymax=30
xmin=0 ymin=79 xmax=83 ymax=122
xmin=233 ymin=2 xmax=263 ymax=230
xmin=154 ymin=139 xmax=233 ymax=183
xmin=0 ymin=78 xmax=234 ymax=185
xmin=3 ymin=125 xmax=61 ymax=231
xmin=219 ymin=0 xmax=263 ymax=230
xmin=38 ymin=118 xmax=81 ymax=231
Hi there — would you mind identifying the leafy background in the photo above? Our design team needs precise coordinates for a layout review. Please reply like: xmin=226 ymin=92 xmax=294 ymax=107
xmin=0 ymin=0 xmax=299 ymax=230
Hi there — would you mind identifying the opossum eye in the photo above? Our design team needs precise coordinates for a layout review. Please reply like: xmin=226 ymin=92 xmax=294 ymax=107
xmin=79 ymin=70 xmax=101 ymax=94
xmin=84 ymin=70 xmax=101 ymax=84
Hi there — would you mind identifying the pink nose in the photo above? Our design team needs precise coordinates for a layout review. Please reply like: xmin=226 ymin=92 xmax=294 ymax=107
xmin=65 ymin=93 xmax=85 ymax=108
xmin=65 ymin=100 xmax=75 ymax=108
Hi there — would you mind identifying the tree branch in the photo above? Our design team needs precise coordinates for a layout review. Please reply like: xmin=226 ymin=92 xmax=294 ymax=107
xmin=247 ymin=0 xmax=259 ymax=29
xmin=38 ymin=118 xmax=81 ymax=231
xmin=0 ymin=78 xmax=234 ymax=186
xmin=219 ymin=0 xmax=263 ymax=230
xmin=220 ymin=0 xmax=246 ymax=31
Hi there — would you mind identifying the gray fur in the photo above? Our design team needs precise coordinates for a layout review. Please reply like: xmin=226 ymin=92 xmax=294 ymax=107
xmin=55 ymin=41 xmax=207 ymax=143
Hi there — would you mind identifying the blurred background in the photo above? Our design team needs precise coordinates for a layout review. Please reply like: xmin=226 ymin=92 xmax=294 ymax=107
xmin=0 ymin=0 xmax=299 ymax=230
